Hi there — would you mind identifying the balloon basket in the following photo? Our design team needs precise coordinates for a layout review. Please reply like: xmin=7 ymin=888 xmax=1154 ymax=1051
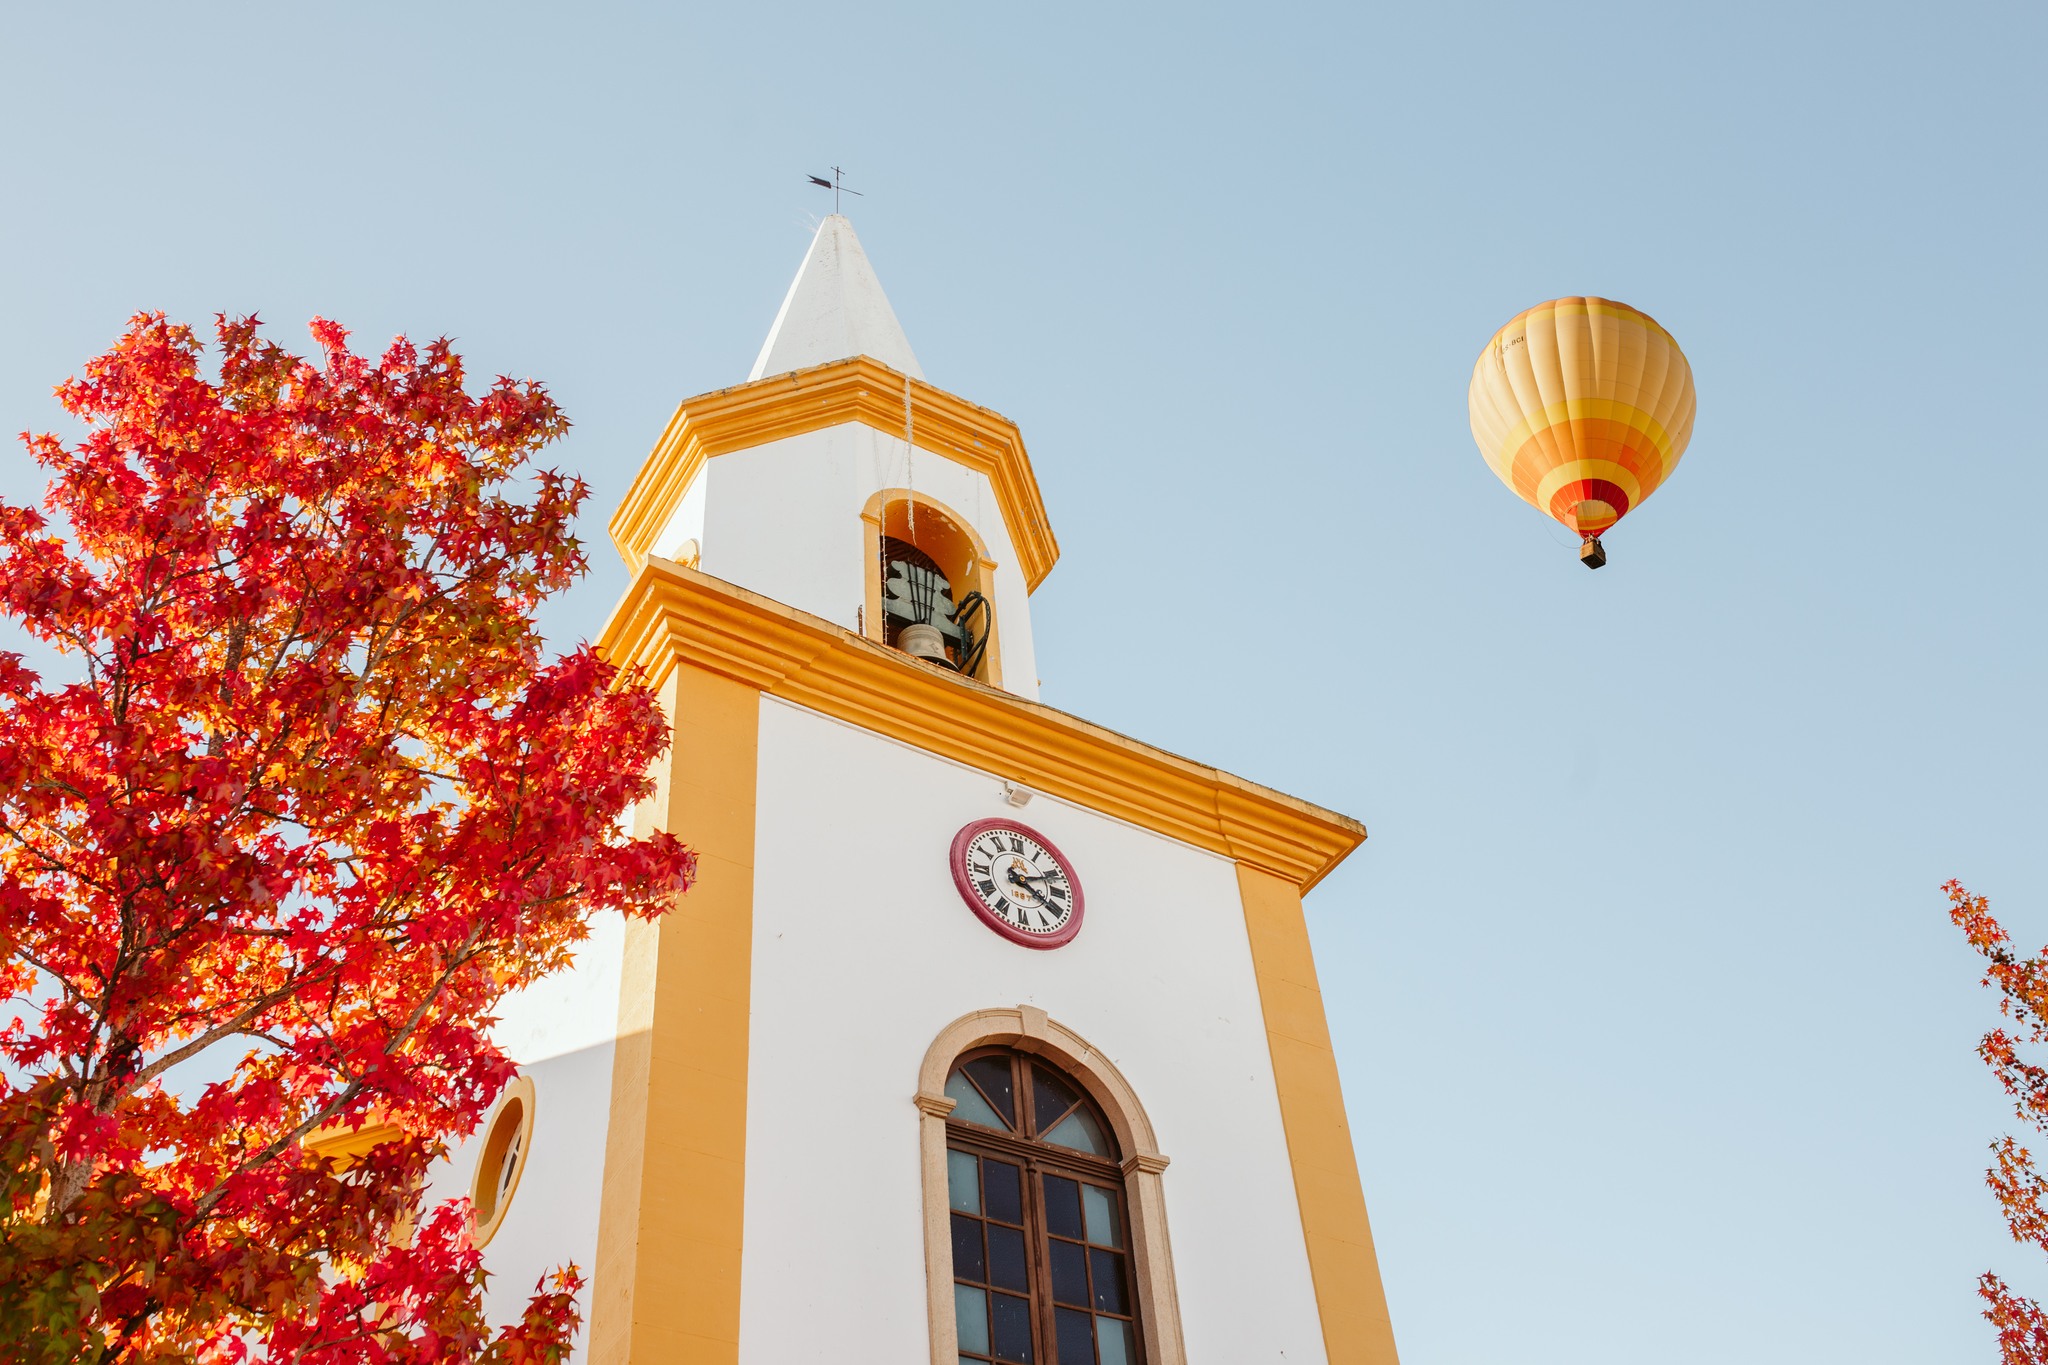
xmin=1579 ymin=537 xmax=1607 ymax=570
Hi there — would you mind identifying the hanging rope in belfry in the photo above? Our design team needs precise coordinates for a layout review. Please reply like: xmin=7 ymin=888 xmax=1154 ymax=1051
xmin=903 ymin=374 xmax=917 ymax=547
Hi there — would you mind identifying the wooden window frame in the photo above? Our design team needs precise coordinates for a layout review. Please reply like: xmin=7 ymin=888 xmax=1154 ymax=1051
xmin=947 ymin=1046 xmax=1143 ymax=1363
xmin=918 ymin=1007 xmax=1186 ymax=1365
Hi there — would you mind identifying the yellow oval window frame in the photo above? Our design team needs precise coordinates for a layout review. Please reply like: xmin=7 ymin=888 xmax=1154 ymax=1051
xmin=470 ymin=1075 xmax=536 ymax=1248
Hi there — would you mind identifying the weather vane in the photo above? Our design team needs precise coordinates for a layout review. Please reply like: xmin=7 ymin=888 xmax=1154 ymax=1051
xmin=806 ymin=166 xmax=863 ymax=214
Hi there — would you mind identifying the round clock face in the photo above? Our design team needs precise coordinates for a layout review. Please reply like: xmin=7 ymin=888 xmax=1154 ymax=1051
xmin=949 ymin=818 xmax=1084 ymax=949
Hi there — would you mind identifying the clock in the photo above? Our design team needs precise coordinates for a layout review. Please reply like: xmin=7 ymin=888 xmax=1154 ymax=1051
xmin=949 ymin=818 xmax=1085 ymax=949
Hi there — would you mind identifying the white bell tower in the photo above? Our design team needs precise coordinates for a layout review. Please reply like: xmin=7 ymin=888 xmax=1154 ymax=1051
xmin=452 ymin=214 xmax=1402 ymax=1365
xmin=627 ymin=214 xmax=1046 ymax=699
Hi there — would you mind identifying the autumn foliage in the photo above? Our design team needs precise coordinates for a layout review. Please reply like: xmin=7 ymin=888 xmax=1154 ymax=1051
xmin=0 ymin=314 xmax=693 ymax=1361
xmin=1950 ymin=880 xmax=2048 ymax=1363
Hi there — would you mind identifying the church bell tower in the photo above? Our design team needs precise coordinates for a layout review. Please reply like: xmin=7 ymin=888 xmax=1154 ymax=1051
xmin=459 ymin=215 xmax=1402 ymax=1365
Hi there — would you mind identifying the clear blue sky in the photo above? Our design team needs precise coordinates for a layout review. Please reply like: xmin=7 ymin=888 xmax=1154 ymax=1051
xmin=3 ymin=4 xmax=2042 ymax=1360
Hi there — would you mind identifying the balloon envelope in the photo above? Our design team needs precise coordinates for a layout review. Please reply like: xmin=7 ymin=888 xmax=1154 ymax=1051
xmin=1467 ymin=297 xmax=1695 ymax=540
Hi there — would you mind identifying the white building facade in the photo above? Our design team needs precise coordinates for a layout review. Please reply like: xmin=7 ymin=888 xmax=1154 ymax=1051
xmin=435 ymin=216 xmax=1401 ymax=1365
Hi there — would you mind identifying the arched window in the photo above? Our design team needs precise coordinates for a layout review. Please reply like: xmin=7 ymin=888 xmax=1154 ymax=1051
xmin=945 ymin=1047 xmax=1141 ymax=1365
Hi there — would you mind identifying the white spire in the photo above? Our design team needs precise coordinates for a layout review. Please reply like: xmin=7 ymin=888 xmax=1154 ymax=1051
xmin=748 ymin=215 xmax=924 ymax=381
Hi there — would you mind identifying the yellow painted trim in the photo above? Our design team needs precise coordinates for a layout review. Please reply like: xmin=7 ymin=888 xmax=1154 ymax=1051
xmin=1237 ymin=864 xmax=1400 ymax=1364
xmin=608 ymin=356 xmax=1060 ymax=591
xmin=598 ymin=559 xmax=1366 ymax=892
xmin=860 ymin=487 xmax=1005 ymax=689
xmin=304 ymin=1110 xmax=417 ymax=1247
xmin=590 ymin=666 xmax=760 ymax=1365
xmin=469 ymin=1075 xmax=536 ymax=1249
xmin=303 ymin=1113 xmax=405 ymax=1169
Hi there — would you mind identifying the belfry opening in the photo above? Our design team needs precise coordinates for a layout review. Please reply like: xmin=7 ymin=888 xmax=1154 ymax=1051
xmin=867 ymin=491 xmax=996 ymax=683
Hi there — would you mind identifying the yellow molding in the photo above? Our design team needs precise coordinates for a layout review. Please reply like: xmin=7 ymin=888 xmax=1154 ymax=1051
xmin=1237 ymin=864 xmax=1401 ymax=1364
xmin=304 ymin=1114 xmax=405 ymax=1169
xmin=608 ymin=356 xmax=1061 ymax=591
xmin=598 ymin=558 xmax=1365 ymax=891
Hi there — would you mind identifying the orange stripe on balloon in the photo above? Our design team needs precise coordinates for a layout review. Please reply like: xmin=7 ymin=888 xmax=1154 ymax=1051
xmin=1505 ymin=420 xmax=1666 ymax=504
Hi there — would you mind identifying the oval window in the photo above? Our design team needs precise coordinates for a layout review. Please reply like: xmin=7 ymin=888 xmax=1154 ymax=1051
xmin=471 ymin=1076 xmax=536 ymax=1246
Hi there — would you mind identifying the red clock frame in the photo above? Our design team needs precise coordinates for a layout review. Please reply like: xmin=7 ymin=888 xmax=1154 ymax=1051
xmin=949 ymin=817 xmax=1086 ymax=950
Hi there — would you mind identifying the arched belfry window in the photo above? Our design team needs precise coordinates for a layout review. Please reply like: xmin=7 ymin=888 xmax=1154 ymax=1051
xmin=945 ymin=1047 xmax=1142 ymax=1365
xmin=862 ymin=490 xmax=999 ymax=685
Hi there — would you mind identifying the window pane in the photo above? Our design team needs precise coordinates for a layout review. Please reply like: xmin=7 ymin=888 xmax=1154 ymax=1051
xmin=991 ymin=1292 xmax=1035 ymax=1362
xmin=1041 ymin=1174 xmax=1084 ymax=1240
xmin=1042 ymin=1108 xmax=1109 ymax=1157
xmin=1089 ymin=1248 xmax=1127 ymax=1314
xmin=1054 ymin=1306 xmax=1096 ymax=1365
xmin=1031 ymin=1064 xmax=1080 ymax=1134
xmin=1048 ymin=1238 xmax=1089 ymax=1307
xmin=1081 ymin=1185 xmax=1122 ymax=1248
xmin=963 ymin=1054 xmax=1017 ymax=1127
xmin=948 ymin=1149 xmax=981 ymax=1214
xmin=952 ymin=1213 xmax=986 ymax=1283
xmin=984 ymin=1158 xmax=1023 ymax=1225
xmin=947 ymin=1070 xmax=1011 ymax=1131
xmin=955 ymin=1284 xmax=990 ymax=1355
xmin=1095 ymin=1316 xmax=1133 ymax=1365
xmin=987 ymin=1222 xmax=1029 ymax=1292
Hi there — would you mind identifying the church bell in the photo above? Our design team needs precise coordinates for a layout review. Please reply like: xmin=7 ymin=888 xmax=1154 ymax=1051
xmin=897 ymin=621 xmax=954 ymax=668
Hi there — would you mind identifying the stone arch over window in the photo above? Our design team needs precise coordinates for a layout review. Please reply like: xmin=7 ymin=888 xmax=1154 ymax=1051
xmin=917 ymin=1007 xmax=1185 ymax=1365
xmin=863 ymin=488 xmax=1004 ymax=687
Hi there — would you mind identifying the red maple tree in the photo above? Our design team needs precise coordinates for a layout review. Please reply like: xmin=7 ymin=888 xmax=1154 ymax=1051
xmin=1951 ymin=880 xmax=2048 ymax=1363
xmin=0 ymin=314 xmax=693 ymax=1362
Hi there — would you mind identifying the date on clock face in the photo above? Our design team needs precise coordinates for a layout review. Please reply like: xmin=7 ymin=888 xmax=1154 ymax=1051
xmin=949 ymin=818 xmax=1085 ymax=949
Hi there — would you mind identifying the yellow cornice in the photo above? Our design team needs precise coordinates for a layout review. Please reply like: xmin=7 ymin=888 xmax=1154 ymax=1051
xmin=598 ymin=559 xmax=1366 ymax=892
xmin=608 ymin=356 xmax=1061 ymax=591
xmin=304 ymin=1115 xmax=405 ymax=1169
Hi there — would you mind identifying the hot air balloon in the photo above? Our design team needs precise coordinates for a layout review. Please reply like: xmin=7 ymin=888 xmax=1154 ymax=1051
xmin=1467 ymin=297 xmax=1695 ymax=568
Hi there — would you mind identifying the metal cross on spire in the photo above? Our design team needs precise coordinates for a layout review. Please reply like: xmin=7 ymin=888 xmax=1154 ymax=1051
xmin=805 ymin=166 xmax=863 ymax=214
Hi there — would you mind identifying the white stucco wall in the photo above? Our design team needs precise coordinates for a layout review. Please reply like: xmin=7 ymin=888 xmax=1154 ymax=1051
xmin=652 ymin=422 xmax=1040 ymax=700
xmin=423 ymin=915 xmax=625 ymax=1351
xmin=649 ymin=474 xmax=707 ymax=564
xmin=738 ymin=696 xmax=1328 ymax=1362
xmin=492 ymin=910 xmax=627 ymax=1067
xmin=426 ymin=1040 xmax=616 ymax=1353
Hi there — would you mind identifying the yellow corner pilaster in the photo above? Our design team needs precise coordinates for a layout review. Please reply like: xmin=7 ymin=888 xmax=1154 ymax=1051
xmin=1237 ymin=863 xmax=1400 ymax=1365
xmin=591 ymin=665 xmax=759 ymax=1365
